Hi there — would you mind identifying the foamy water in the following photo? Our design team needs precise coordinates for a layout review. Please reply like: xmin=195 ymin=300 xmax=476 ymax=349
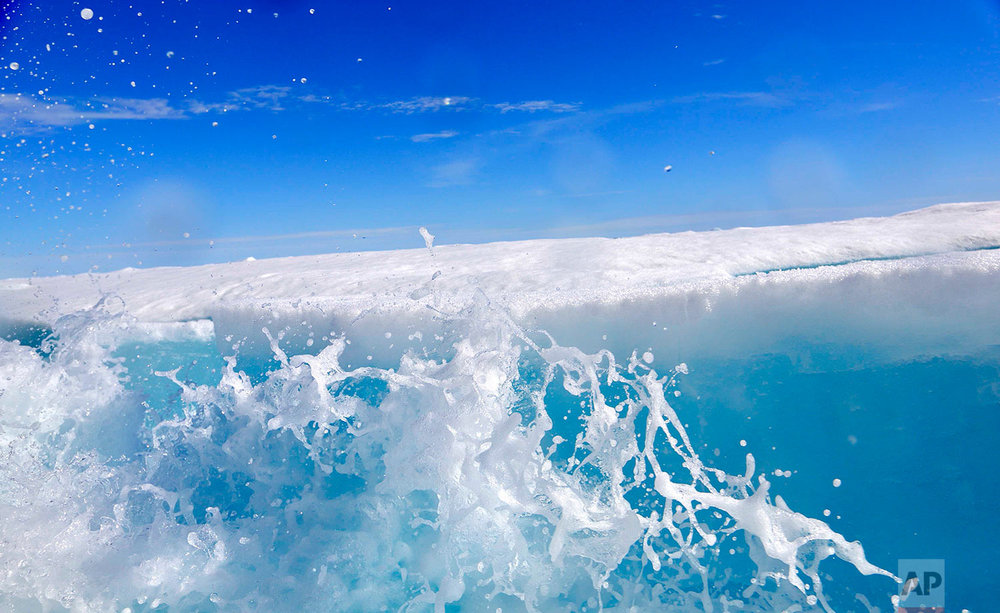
xmin=0 ymin=296 xmax=899 ymax=612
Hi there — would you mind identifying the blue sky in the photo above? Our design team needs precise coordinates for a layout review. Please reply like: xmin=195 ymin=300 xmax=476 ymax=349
xmin=2 ymin=0 xmax=1000 ymax=276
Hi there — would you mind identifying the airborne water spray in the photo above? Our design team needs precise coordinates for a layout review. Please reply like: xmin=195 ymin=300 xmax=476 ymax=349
xmin=0 ymin=296 xmax=896 ymax=611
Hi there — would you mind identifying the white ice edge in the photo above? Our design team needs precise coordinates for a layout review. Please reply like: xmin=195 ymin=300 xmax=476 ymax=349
xmin=2 ymin=201 xmax=999 ymax=331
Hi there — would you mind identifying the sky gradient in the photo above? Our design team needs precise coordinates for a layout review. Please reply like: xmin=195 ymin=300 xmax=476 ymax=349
xmin=2 ymin=0 xmax=1000 ymax=276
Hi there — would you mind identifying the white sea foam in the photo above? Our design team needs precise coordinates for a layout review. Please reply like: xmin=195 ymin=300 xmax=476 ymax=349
xmin=0 ymin=296 xmax=896 ymax=611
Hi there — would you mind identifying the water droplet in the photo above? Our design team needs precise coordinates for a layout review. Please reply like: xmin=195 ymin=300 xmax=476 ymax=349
xmin=418 ymin=226 xmax=435 ymax=251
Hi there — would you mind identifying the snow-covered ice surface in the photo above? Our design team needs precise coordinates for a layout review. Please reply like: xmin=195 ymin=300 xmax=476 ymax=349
xmin=1 ymin=201 xmax=999 ymax=612
xmin=3 ymin=201 xmax=1000 ymax=327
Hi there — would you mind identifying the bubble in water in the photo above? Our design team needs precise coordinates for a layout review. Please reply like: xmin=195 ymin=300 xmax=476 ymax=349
xmin=80 ymin=7 xmax=94 ymax=20
xmin=833 ymin=478 xmax=842 ymax=487
xmin=8 ymin=62 xmax=18 ymax=70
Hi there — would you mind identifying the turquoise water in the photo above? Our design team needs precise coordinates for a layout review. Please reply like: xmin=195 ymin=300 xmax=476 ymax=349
xmin=674 ymin=351 xmax=1000 ymax=612
xmin=1 ymin=303 xmax=996 ymax=611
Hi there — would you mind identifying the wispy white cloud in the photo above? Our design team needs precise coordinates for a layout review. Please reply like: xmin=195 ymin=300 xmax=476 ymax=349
xmin=374 ymin=96 xmax=474 ymax=113
xmin=81 ymin=97 xmax=185 ymax=120
xmin=348 ymin=96 xmax=580 ymax=115
xmin=0 ymin=93 xmax=185 ymax=127
xmin=2 ymin=84 xmax=582 ymax=132
xmin=672 ymin=91 xmax=791 ymax=108
xmin=492 ymin=100 xmax=661 ymax=139
xmin=191 ymin=85 xmax=296 ymax=113
xmin=411 ymin=130 xmax=459 ymax=143
xmin=492 ymin=100 xmax=579 ymax=113
xmin=817 ymin=97 xmax=905 ymax=118
xmin=428 ymin=158 xmax=479 ymax=187
xmin=675 ymin=87 xmax=906 ymax=116
xmin=854 ymin=101 xmax=899 ymax=113
xmin=186 ymin=99 xmax=230 ymax=114
xmin=702 ymin=58 xmax=726 ymax=66
xmin=230 ymin=85 xmax=293 ymax=109
xmin=187 ymin=85 xmax=317 ymax=114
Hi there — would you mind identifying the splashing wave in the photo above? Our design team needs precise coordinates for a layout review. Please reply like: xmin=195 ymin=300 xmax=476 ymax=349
xmin=0 ymin=297 xmax=895 ymax=611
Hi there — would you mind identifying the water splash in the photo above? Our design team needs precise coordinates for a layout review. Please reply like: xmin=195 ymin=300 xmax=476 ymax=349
xmin=419 ymin=226 xmax=436 ymax=254
xmin=0 ymin=299 xmax=895 ymax=611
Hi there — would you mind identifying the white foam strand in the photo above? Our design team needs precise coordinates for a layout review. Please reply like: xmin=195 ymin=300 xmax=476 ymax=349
xmin=0 ymin=298 xmax=896 ymax=611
